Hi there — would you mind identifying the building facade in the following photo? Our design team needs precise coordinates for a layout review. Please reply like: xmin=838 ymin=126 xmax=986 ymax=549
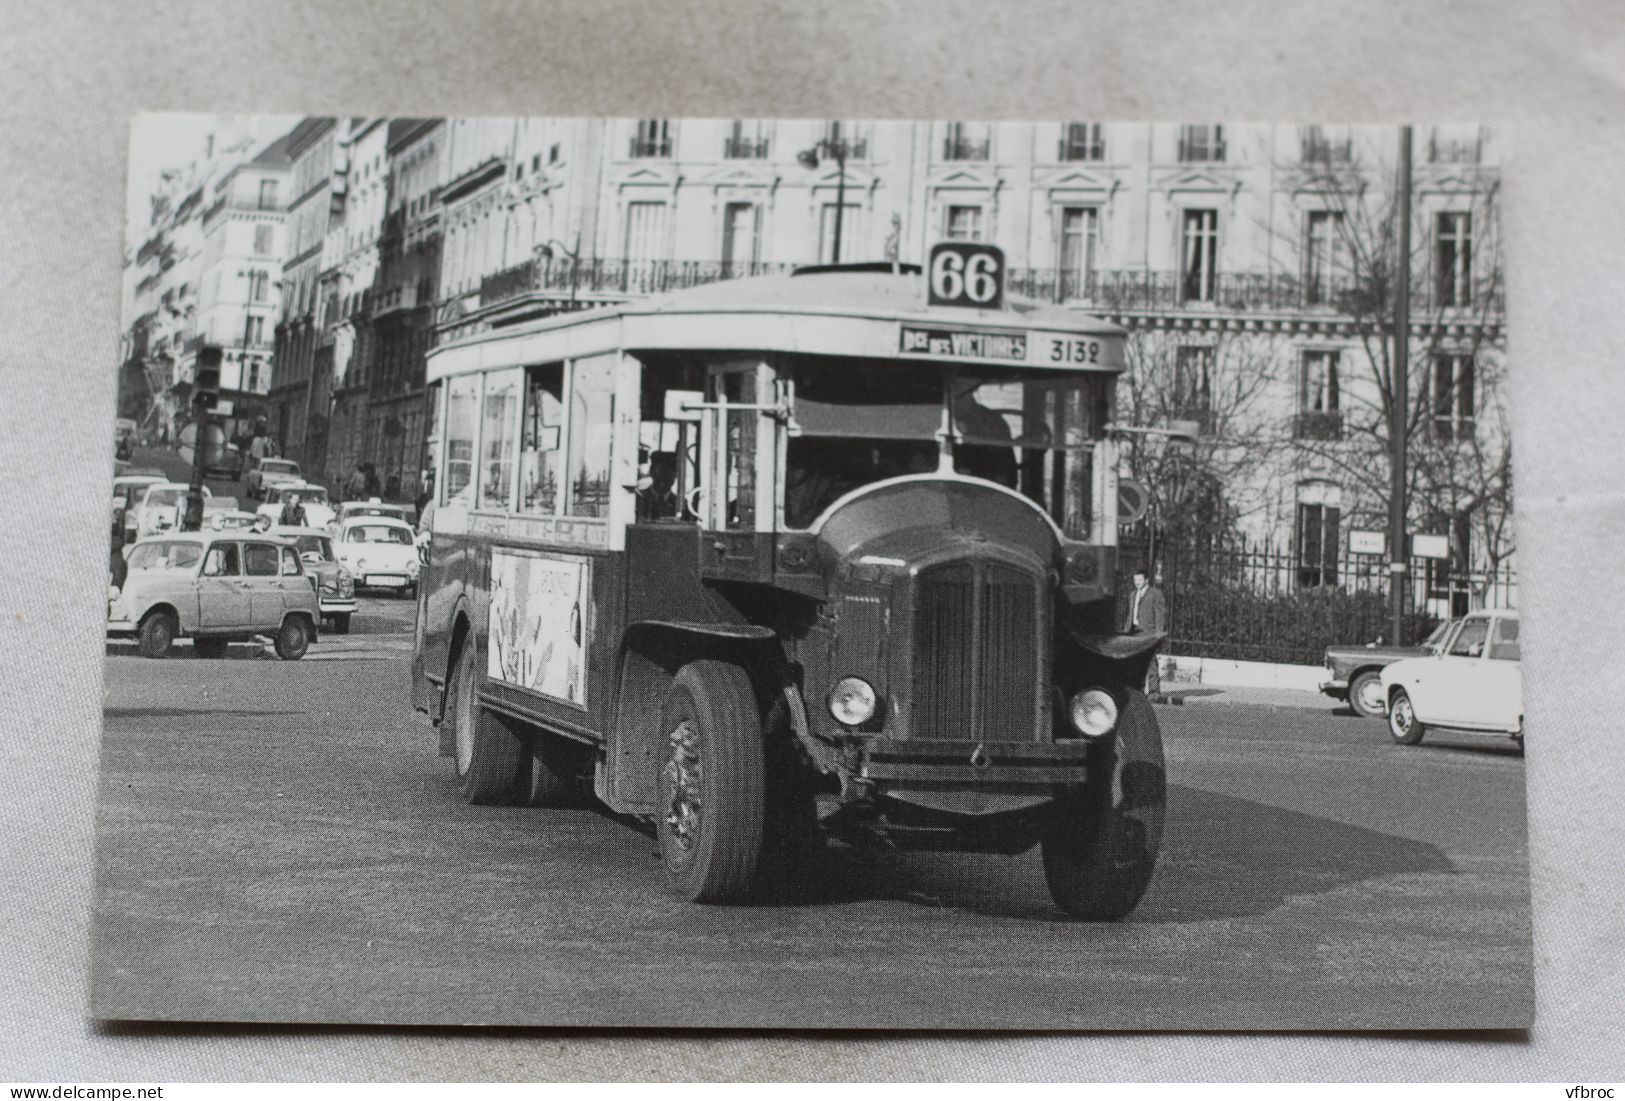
xmin=269 ymin=117 xmax=338 ymax=469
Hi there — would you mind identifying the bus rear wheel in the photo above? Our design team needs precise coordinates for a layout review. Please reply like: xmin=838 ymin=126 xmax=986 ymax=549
xmin=655 ymin=660 xmax=766 ymax=904
xmin=447 ymin=641 xmax=526 ymax=805
xmin=1041 ymin=688 xmax=1166 ymax=921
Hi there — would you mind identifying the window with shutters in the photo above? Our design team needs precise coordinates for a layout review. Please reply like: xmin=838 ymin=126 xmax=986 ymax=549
xmin=623 ymin=201 xmax=668 ymax=265
xmin=1296 ymin=349 xmax=1341 ymax=439
xmin=1431 ymin=353 xmax=1476 ymax=442
xmin=1303 ymin=210 xmax=1344 ymax=305
xmin=253 ymin=225 xmax=274 ymax=255
xmin=630 ymin=119 xmax=671 ymax=158
xmin=1174 ymin=346 xmax=1213 ymax=423
xmin=1057 ymin=207 xmax=1097 ymax=295
xmin=1178 ymin=124 xmax=1226 ymax=162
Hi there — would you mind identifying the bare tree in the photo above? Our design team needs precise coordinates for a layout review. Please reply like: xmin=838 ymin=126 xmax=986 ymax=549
xmin=1274 ymin=129 xmax=1511 ymax=582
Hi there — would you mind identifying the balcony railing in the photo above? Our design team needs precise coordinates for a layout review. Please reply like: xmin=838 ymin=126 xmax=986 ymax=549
xmin=823 ymin=135 xmax=868 ymax=160
xmin=723 ymin=136 xmax=769 ymax=159
xmin=943 ymin=137 xmax=990 ymax=161
xmin=1004 ymin=268 xmax=1505 ymax=317
xmin=1178 ymin=134 xmax=1226 ymax=162
xmin=1428 ymin=133 xmax=1482 ymax=164
xmin=370 ymin=284 xmax=420 ymax=318
xmin=1058 ymin=137 xmax=1105 ymax=161
xmin=1292 ymin=410 xmax=1344 ymax=441
xmin=479 ymin=257 xmax=799 ymax=309
xmin=629 ymin=136 xmax=673 ymax=158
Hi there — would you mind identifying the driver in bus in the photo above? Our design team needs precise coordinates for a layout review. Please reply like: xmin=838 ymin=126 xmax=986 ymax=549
xmin=953 ymin=389 xmax=1019 ymax=488
xmin=636 ymin=451 xmax=681 ymax=522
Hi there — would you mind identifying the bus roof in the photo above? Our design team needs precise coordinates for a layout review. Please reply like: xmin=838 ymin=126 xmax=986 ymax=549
xmin=429 ymin=267 xmax=1127 ymax=384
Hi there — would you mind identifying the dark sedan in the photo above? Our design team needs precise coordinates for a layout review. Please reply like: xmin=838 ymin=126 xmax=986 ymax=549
xmin=1321 ymin=619 xmax=1453 ymax=718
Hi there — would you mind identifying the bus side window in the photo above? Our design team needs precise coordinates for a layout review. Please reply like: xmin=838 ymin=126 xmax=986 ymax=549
xmin=520 ymin=364 xmax=564 ymax=515
xmin=637 ymin=363 xmax=705 ymax=524
xmin=566 ymin=353 xmax=617 ymax=519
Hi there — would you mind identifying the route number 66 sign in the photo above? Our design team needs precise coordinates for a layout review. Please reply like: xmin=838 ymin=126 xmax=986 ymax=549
xmin=927 ymin=241 xmax=1006 ymax=310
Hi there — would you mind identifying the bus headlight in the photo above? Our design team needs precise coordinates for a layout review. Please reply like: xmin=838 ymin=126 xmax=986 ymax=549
xmin=828 ymin=676 xmax=877 ymax=727
xmin=1069 ymin=689 xmax=1119 ymax=738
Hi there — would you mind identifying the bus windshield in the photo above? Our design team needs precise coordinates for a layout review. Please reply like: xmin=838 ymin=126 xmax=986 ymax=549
xmin=784 ymin=359 xmax=1104 ymax=531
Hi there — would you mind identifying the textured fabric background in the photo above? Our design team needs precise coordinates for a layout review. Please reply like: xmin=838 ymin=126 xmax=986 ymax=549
xmin=2 ymin=0 xmax=1621 ymax=1081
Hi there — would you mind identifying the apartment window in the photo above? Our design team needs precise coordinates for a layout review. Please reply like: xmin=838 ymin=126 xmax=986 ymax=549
xmin=253 ymin=225 xmax=274 ymax=255
xmin=723 ymin=120 xmax=768 ymax=160
xmin=1296 ymin=349 xmax=1342 ymax=440
xmin=1059 ymin=123 xmax=1104 ymax=162
xmin=944 ymin=204 xmax=984 ymax=241
xmin=631 ymin=119 xmax=671 ymax=158
xmin=1428 ymin=126 xmax=1482 ymax=164
xmin=824 ymin=121 xmax=867 ymax=160
xmin=247 ymin=269 xmax=270 ymax=303
xmin=245 ymin=316 xmax=265 ymax=345
xmin=623 ymin=201 xmax=668 ymax=265
xmin=549 ymin=143 xmax=561 ymax=165
xmin=1435 ymin=212 xmax=1473 ymax=308
xmin=1057 ymin=206 xmax=1097 ymax=295
xmin=1174 ymin=346 xmax=1213 ymax=416
xmin=1300 ymin=125 xmax=1351 ymax=164
xmin=1303 ymin=210 xmax=1345 ymax=305
xmin=1178 ymin=124 xmax=1225 ymax=162
xmin=257 ymin=180 xmax=279 ymax=210
xmin=1431 ymin=353 xmax=1476 ymax=442
xmin=1180 ymin=209 xmax=1218 ymax=303
xmin=819 ymin=202 xmax=861 ymax=263
xmin=943 ymin=122 xmax=991 ymax=161
xmin=720 ymin=202 xmax=760 ymax=273
xmin=1296 ymin=501 xmax=1341 ymax=588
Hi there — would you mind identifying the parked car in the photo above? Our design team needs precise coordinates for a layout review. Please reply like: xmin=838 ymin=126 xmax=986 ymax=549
xmin=106 ymin=531 xmax=321 ymax=660
xmin=205 ymin=440 xmax=244 ymax=479
xmin=112 ymin=472 xmax=169 ymax=547
xmin=1381 ymin=610 xmax=1523 ymax=751
xmin=257 ymin=482 xmax=335 ymax=530
xmin=331 ymin=497 xmax=412 ymax=533
xmin=244 ymin=456 xmax=303 ymax=500
xmin=1321 ymin=619 xmax=1455 ymax=718
xmin=333 ymin=516 xmax=420 ymax=596
xmin=204 ymin=496 xmax=260 ymax=532
xmin=130 ymin=482 xmax=211 ymax=540
xmin=272 ymin=525 xmax=358 ymax=633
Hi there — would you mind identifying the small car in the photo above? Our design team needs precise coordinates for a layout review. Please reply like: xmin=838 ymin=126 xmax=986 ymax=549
xmin=244 ymin=456 xmax=303 ymax=500
xmin=1320 ymin=619 xmax=1455 ymax=718
xmin=112 ymin=472 xmax=169 ymax=547
xmin=1381 ymin=610 xmax=1523 ymax=751
xmin=130 ymin=482 xmax=212 ymax=540
xmin=107 ymin=531 xmax=321 ymax=660
xmin=331 ymin=497 xmax=412 ymax=533
xmin=257 ymin=482 xmax=336 ymax=531
xmin=333 ymin=516 xmax=420 ymax=596
xmin=206 ymin=440 xmax=244 ymax=480
xmin=272 ymin=524 xmax=358 ymax=633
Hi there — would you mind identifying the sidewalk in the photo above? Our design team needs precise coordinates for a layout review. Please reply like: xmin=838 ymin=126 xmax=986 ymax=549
xmin=1154 ymin=683 xmax=1340 ymax=712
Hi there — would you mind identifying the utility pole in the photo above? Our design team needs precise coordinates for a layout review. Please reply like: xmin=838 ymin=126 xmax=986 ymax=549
xmin=1388 ymin=126 xmax=1413 ymax=644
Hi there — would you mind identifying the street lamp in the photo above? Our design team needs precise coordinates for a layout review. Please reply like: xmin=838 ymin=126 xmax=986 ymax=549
xmin=535 ymin=234 xmax=583 ymax=308
xmin=798 ymin=134 xmax=851 ymax=263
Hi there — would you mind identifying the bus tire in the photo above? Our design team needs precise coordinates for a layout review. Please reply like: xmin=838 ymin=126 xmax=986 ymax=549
xmin=1042 ymin=688 xmax=1166 ymax=921
xmin=447 ymin=642 xmax=526 ymax=805
xmin=655 ymin=660 xmax=766 ymax=904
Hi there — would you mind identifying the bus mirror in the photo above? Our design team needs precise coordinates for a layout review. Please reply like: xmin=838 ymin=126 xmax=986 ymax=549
xmin=664 ymin=389 xmax=704 ymax=422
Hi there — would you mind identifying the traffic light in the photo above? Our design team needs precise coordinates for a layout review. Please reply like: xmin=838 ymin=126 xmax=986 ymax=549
xmin=195 ymin=345 xmax=223 ymax=409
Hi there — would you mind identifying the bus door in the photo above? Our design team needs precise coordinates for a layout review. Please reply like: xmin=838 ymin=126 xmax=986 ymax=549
xmin=699 ymin=358 xmax=783 ymax=578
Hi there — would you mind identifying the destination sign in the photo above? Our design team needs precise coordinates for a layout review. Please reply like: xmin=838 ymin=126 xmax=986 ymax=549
xmin=900 ymin=326 xmax=1028 ymax=362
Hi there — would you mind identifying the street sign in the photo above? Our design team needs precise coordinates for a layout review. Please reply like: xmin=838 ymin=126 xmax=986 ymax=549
xmin=1349 ymin=530 xmax=1387 ymax=555
xmin=926 ymin=242 xmax=1006 ymax=310
xmin=177 ymin=421 xmax=228 ymax=468
xmin=1117 ymin=477 xmax=1149 ymax=525
xmin=1411 ymin=533 xmax=1450 ymax=560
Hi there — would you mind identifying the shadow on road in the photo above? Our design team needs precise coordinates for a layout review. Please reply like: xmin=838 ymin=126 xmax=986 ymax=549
xmin=105 ymin=707 xmax=306 ymax=721
xmin=776 ymin=782 xmax=1454 ymax=924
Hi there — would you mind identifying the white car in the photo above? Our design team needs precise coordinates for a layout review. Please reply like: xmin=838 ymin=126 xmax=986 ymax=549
xmin=245 ymin=456 xmax=303 ymax=500
xmin=112 ymin=472 xmax=168 ymax=545
xmin=257 ymin=482 xmax=336 ymax=531
xmin=333 ymin=516 xmax=420 ymax=596
xmin=332 ymin=497 xmax=413 ymax=533
xmin=132 ymin=482 xmax=211 ymax=540
xmin=1381 ymin=610 xmax=1523 ymax=751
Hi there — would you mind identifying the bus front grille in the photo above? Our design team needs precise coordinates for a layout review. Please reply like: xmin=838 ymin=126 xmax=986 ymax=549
xmin=911 ymin=561 xmax=1043 ymax=742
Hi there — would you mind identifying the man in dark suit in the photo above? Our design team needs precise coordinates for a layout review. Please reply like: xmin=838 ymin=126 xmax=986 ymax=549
xmin=1125 ymin=569 xmax=1168 ymax=698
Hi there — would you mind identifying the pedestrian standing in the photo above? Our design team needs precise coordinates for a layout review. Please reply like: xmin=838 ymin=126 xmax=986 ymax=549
xmin=279 ymin=491 xmax=308 ymax=527
xmin=1125 ymin=569 xmax=1169 ymax=698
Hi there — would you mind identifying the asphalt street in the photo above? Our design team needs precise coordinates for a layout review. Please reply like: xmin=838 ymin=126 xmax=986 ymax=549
xmin=92 ymin=601 xmax=1533 ymax=1030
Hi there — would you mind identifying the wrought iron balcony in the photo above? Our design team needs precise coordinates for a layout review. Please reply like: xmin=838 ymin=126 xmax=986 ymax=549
xmin=1292 ymin=410 xmax=1344 ymax=441
xmin=1428 ymin=133 xmax=1482 ymax=164
xmin=942 ymin=137 xmax=991 ymax=161
xmin=1058 ymin=137 xmax=1105 ymax=161
xmin=479 ymin=256 xmax=798 ymax=310
xmin=1177 ymin=135 xmax=1226 ymax=163
xmin=723 ymin=136 xmax=769 ymax=159
xmin=629 ymin=136 xmax=673 ymax=158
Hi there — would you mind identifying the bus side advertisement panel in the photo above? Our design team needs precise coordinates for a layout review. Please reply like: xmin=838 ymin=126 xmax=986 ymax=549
xmin=487 ymin=549 xmax=591 ymax=709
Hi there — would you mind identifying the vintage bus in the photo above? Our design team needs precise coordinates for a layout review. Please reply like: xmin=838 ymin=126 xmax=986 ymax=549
xmin=412 ymin=245 xmax=1166 ymax=919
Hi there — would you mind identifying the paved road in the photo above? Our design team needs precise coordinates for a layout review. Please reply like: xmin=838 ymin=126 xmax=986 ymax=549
xmin=91 ymin=615 xmax=1532 ymax=1030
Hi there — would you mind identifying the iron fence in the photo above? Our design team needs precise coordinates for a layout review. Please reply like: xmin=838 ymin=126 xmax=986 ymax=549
xmin=480 ymin=257 xmax=798 ymax=309
xmin=1115 ymin=538 xmax=1517 ymax=666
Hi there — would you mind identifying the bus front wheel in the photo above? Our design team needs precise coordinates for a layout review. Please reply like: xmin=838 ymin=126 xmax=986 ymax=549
xmin=655 ymin=660 xmax=766 ymax=904
xmin=447 ymin=641 xmax=526 ymax=805
xmin=1041 ymin=688 xmax=1167 ymax=920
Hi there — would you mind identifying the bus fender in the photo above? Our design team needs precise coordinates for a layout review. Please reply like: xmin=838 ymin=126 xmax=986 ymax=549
xmin=603 ymin=621 xmax=785 ymax=816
